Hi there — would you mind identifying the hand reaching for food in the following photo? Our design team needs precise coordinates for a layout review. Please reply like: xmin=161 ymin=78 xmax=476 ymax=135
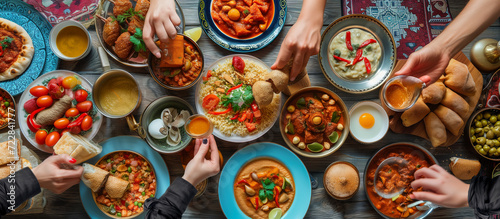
xmin=182 ymin=135 xmax=220 ymax=186
xmin=31 ymin=154 xmax=83 ymax=194
xmin=410 ymin=164 xmax=469 ymax=208
xmin=143 ymin=0 xmax=181 ymax=58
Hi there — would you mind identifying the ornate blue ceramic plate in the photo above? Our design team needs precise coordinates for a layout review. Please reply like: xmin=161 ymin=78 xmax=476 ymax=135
xmin=218 ymin=142 xmax=311 ymax=218
xmin=319 ymin=14 xmax=396 ymax=94
xmin=199 ymin=0 xmax=286 ymax=52
xmin=80 ymin=136 xmax=170 ymax=219
xmin=0 ymin=0 xmax=59 ymax=96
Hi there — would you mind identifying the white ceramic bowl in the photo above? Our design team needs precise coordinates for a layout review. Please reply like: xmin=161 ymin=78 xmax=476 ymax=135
xmin=49 ymin=20 xmax=91 ymax=61
xmin=349 ymin=101 xmax=388 ymax=144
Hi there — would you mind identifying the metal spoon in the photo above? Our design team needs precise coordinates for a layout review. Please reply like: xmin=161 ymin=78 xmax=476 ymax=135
xmin=373 ymin=157 xmax=409 ymax=199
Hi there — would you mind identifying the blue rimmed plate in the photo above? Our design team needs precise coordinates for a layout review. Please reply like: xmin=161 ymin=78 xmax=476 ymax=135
xmin=319 ymin=14 xmax=396 ymax=94
xmin=218 ymin=142 xmax=311 ymax=218
xmin=80 ymin=136 xmax=170 ymax=219
xmin=199 ymin=0 xmax=286 ymax=52
xmin=0 ymin=0 xmax=59 ymax=96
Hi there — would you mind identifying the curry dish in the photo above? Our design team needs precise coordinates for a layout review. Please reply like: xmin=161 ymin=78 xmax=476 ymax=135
xmin=212 ymin=0 xmax=274 ymax=39
xmin=234 ymin=159 xmax=294 ymax=218
xmin=283 ymin=91 xmax=344 ymax=152
xmin=366 ymin=146 xmax=433 ymax=218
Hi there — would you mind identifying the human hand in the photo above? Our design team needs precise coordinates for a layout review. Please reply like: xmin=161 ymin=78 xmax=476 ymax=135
xmin=394 ymin=42 xmax=451 ymax=85
xmin=410 ymin=165 xmax=469 ymax=208
xmin=182 ymin=135 xmax=220 ymax=186
xmin=143 ymin=0 xmax=181 ymax=58
xmin=32 ymin=154 xmax=83 ymax=194
xmin=271 ymin=18 xmax=322 ymax=81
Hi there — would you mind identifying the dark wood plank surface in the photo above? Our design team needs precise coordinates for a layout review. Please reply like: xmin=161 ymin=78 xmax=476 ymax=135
xmin=4 ymin=0 xmax=500 ymax=218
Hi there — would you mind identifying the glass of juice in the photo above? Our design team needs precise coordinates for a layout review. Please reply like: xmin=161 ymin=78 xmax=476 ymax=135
xmin=184 ymin=114 xmax=214 ymax=139
xmin=382 ymin=75 xmax=425 ymax=112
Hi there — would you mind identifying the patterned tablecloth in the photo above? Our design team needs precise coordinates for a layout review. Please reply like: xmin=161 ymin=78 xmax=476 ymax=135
xmin=343 ymin=0 xmax=452 ymax=59
xmin=23 ymin=0 xmax=99 ymax=26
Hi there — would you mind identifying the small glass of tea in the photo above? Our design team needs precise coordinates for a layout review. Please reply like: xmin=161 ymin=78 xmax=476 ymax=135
xmin=184 ymin=114 xmax=214 ymax=139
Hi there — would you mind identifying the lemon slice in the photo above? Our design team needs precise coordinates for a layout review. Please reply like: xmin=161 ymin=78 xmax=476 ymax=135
xmin=184 ymin=27 xmax=202 ymax=42
xmin=268 ymin=208 xmax=283 ymax=219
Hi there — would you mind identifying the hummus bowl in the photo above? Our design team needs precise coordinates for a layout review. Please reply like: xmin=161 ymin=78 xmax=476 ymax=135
xmin=218 ymin=142 xmax=311 ymax=219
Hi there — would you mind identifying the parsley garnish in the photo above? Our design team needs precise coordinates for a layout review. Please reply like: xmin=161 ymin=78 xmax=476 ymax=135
xmin=114 ymin=8 xmax=144 ymax=23
xmin=258 ymin=178 xmax=276 ymax=201
xmin=221 ymin=85 xmax=254 ymax=112
xmin=130 ymin=28 xmax=147 ymax=52
xmin=1 ymin=36 xmax=13 ymax=49
xmin=243 ymin=9 xmax=250 ymax=15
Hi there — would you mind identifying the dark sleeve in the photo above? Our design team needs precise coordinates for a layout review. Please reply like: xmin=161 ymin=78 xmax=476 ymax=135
xmin=144 ymin=177 xmax=197 ymax=219
xmin=0 ymin=167 xmax=41 ymax=216
xmin=468 ymin=175 xmax=500 ymax=218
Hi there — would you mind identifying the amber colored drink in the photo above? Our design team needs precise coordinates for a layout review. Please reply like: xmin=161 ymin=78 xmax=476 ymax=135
xmin=187 ymin=116 xmax=210 ymax=135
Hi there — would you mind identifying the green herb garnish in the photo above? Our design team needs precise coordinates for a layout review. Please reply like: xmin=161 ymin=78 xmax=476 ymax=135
xmin=221 ymin=85 xmax=254 ymax=112
xmin=114 ymin=8 xmax=144 ymax=23
xmin=333 ymin=49 xmax=341 ymax=57
xmin=0 ymin=36 xmax=13 ymax=49
xmin=130 ymin=28 xmax=147 ymax=52
xmin=296 ymin=97 xmax=306 ymax=109
xmin=243 ymin=9 xmax=250 ymax=15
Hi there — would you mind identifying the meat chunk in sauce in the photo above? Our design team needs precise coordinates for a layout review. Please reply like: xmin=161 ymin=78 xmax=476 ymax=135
xmin=291 ymin=110 xmax=306 ymax=134
xmin=304 ymin=130 xmax=324 ymax=143
xmin=305 ymin=97 xmax=324 ymax=111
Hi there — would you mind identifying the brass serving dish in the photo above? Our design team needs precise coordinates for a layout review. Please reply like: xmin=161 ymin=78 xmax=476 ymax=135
xmin=279 ymin=86 xmax=350 ymax=158
xmin=92 ymin=150 xmax=157 ymax=219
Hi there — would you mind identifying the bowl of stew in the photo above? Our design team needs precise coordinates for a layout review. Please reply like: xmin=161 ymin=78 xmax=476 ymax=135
xmin=364 ymin=142 xmax=438 ymax=219
xmin=148 ymin=34 xmax=204 ymax=90
xmin=0 ymin=88 xmax=15 ymax=130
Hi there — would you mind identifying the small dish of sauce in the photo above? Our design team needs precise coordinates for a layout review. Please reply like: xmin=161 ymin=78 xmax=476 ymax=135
xmin=382 ymin=76 xmax=425 ymax=112
xmin=185 ymin=115 xmax=213 ymax=138
xmin=50 ymin=20 xmax=91 ymax=61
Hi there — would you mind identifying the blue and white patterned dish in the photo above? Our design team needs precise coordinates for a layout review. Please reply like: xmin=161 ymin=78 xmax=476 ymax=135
xmin=0 ymin=0 xmax=59 ymax=96
xmin=199 ymin=0 xmax=286 ymax=52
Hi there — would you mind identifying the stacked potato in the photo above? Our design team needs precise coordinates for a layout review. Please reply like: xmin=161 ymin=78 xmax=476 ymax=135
xmin=400 ymin=59 xmax=476 ymax=147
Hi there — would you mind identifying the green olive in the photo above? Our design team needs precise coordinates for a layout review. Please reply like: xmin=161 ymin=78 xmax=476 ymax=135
xmin=470 ymin=129 xmax=476 ymax=135
xmin=476 ymin=130 xmax=484 ymax=137
xmin=479 ymin=148 xmax=487 ymax=155
xmin=475 ymin=145 xmax=482 ymax=151
xmin=484 ymin=145 xmax=491 ymax=151
xmin=287 ymin=105 xmax=295 ymax=113
xmin=471 ymin=136 xmax=477 ymax=143
xmin=493 ymin=127 xmax=500 ymax=137
xmin=487 ymin=130 xmax=495 ymax=139
xmin=494 ymin=152 xmax=500 ymax=157
xmin=484 ymin=127 xmax=491 ymax=132
xmin=476 ymin=137 xmax=486 ymax=145
xmin=481 ymin=119 xmax=488 ymax=127
xmin=475 ymin=121 xmax=483 ymax=128
xmin=484 ymin=112 xmax=491 ymax=119
xmin=489 ymin=147 xmax=497 ymax=154
xmin=495 ymin=121 xmax=500 ymax=126
xmin=493 ymin=140 xmax=500 ymax=147
xmin=491 ymin=116 xmax=498 ymax=123
xmin=475 ymin=127 xmax=483 ymax=133
xmin=476 ymin=114 xmax=483 ymax=120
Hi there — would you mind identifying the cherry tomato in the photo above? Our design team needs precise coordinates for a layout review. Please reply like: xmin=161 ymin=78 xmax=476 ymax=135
xmin=62 ymin=76 xmax=79 ymax=89
xmin=65 ymin=108 xmax=80 ymax=117
xmin=74 ymin=89 xmax=88 ymax=102
xmin=81 ymin=116 xmax=93 ymax=131
xmin=70 ymin=126 xmax=81 ymax=134
xmin=35 ymin=130 xmax=47 ymax=145
xmin=232 ymin=56 xmax=245 ymax=73
xmin=54 ymin=118 xmax=70 ymax=129
xmin=61 ymin=129 xmax=70 ymax=136
xmin=29 ymin=86 xmax=49 ymax=97
xmin=202 ymin=94 xmax=219 ymax=111
xmin=45 ymin=132 xmax=60 ymax=147
xmin=76 ymin=100 xmax=93 ymax=113
xmin=36 ymin=95 xmax=53 ymax=108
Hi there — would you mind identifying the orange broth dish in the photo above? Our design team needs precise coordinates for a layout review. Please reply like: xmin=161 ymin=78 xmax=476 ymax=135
xmin=187 ymin=116 xmax=210 ymax=135
xmin=211 ymin=0 xmax=274 ymax=39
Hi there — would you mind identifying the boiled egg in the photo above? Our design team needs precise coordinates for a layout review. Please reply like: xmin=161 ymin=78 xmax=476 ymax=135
xmin=349 ymin=101 xmax=388 ymax=143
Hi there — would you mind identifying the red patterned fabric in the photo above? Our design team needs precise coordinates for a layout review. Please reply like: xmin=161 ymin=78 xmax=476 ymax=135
xmin=23 ymin=0 xmax=99 ymax=26
xmin=342 ymin=0 xmax=452 ymax=59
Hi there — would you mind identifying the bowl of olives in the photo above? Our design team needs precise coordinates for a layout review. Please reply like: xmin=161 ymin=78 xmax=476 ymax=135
xmin=467 ymin=108 xmax=500 ymax=161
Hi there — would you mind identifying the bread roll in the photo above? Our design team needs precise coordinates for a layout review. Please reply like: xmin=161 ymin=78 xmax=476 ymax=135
xmin=444 ymin=59 xmax=476 ymax=96
xmin=82 ymin=163 xmax=110 ymax=192
xmin=105 ymin=175 xmax=130 ymax=198
xmin=449 ymin=157 xmax=480 ymax=180
xmin=252 ymin=81 xmax=274 ymax=106
xmin=422 ymin=81 xmax=446 ymax=104
xmin=433 ymin=105 xmax=464 ymax=136
xmin=441 ymin=88 xmax=469 ymax=118
xmin=265 ymin=69 xmax=289 ymax=93
xmin=53 ymin=132 xmax=102 ymax=164
xmin=401 ymin=97 xmax=430 ymax=127
xmin=424 ymin=112 xmax=447 ymax=147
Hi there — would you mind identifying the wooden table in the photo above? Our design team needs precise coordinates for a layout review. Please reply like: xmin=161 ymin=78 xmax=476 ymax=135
xmin=6 ymin=0 xmax=500 ymax=218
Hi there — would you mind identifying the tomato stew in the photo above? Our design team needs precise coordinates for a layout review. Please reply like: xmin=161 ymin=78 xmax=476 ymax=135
xmin=0 ymin=89 xmax=14 ymax=129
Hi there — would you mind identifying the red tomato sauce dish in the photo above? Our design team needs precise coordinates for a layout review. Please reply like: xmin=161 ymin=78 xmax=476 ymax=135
xmin=211 ymin=0 xmax=274 ymax=39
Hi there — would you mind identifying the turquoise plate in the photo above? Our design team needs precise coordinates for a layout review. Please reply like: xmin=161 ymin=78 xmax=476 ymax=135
xmin=218 ymin=142 xmax=311 ymax=218
xmin=199 ymin=0 xmax=286 ymax=52
xmin=0 ymin=0 xmax=59 ymax=96
xmin=79 ymin=136 xmax=170 ymax=219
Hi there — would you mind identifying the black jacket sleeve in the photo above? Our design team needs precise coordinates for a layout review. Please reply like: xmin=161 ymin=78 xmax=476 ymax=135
xmin=468 ymin=175 xmax=500 ymax=218
xmin=144 ymin=177 xmax=197 ymax=219
xmin=0 ymin=167 xmax=41 ymax=217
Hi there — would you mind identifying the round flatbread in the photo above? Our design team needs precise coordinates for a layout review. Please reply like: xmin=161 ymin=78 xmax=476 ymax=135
xmin=0 ymin=18 xmax=34 ymax=81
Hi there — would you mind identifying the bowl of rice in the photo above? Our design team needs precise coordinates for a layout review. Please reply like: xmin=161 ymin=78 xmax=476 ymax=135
xmin=195 ymin=54 xmax=281 ymax=143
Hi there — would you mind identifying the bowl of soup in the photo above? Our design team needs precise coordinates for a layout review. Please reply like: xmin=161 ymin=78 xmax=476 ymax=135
xmin=50 ymin=20 xmax=91 ymax=61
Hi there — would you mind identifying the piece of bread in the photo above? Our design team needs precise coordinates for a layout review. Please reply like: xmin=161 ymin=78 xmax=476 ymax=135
xmin=81 ymin=163 xmax=110 ymax=192
xmin=265 ymin=69 xmax=289 ymax=93
xmin=0 ymin=161 xmax=21 ymax=179
xmin=422 ymin=80 xmax=446 ymax=104
xmin=424 ymin=112 xmax=447 ymax=147
xmin=401 ymin=97 xmax=430 ymax=127
xmin=444 ymin=59 xmax=476 ymax=96
xmin=105 ymin=175 xmax=130 ymax=198
xmin=449 ymin=157 xmax=481 ymax=180
xmin=53 ymin=132 xmax=102 ymax=164
xmin=433 ymin=105 xmax=464 ymax=136
xmin=252 ymin=81 xmax=274 ymax=106
xmin=440 ymin=88 xmax=469 ymax=118
xmin=0 ymin=139 xmax=20 ymax=166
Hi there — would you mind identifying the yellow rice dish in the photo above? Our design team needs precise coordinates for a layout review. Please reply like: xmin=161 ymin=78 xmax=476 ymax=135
xmin=199 ymin=56 xmax=280 ymax=137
